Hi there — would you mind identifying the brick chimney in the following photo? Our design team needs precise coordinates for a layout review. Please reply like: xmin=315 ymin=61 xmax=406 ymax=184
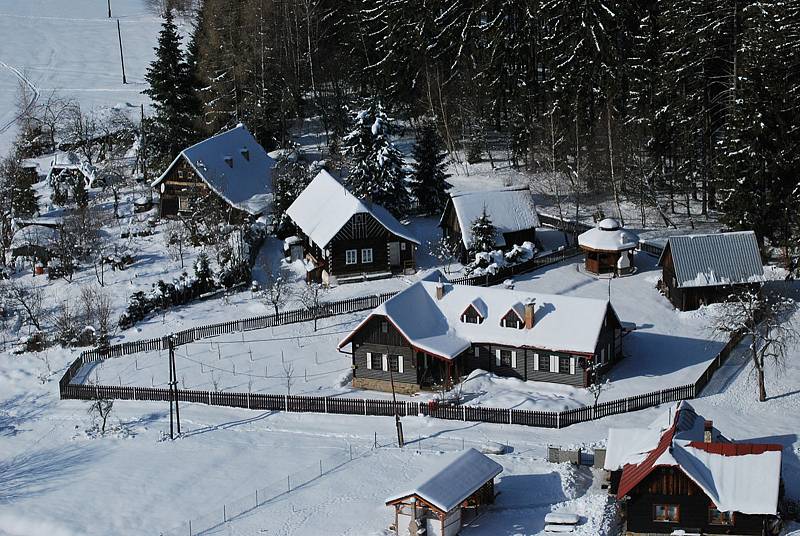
xmin=704 ymin=420 xmax=713 ymax=443
xmin=435 ymin=281 xmax=445 ymax=300
xmin=524 ymin=298 xmax=536 ymax=329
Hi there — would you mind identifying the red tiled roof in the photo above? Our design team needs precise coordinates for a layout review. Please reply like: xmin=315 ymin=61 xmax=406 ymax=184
xmin=686 ymin=442 xmax=783 ymax=457
xmin=616 ymin=411 xmax=681 ymax=499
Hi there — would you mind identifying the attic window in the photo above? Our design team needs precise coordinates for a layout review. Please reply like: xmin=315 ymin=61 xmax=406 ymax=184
xmin=224 ymin=156 xmax=234 ymax=168
xmin=240 ymin=147 xmax=250 ymax=161
xmin=460 ymin=304 xmax=484 ymax=324
xmin=501 ymin=310 xmax=524 ymax=330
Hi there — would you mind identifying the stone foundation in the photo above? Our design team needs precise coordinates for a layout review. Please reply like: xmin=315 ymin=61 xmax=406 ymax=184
xmin=353 ymin=377 xmax=419 ymax=395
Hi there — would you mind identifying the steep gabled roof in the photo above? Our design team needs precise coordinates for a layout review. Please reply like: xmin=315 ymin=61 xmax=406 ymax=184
xmin=607 ymin=401 xmax=782 ymax=515
xmin=286 ymin=170 xmax=419 ymax=249
xmin=658 ymin=231 xmax=765 ymax=289
xmin=443 ymin=186 xmax=540 ymax=248
xmin=339 ymin=270 xmax=617 ymax=359
xmin=152 ymin=125 xmax=276 ymax=216
xmin=385 ymin=448 xmax=502 ymax=513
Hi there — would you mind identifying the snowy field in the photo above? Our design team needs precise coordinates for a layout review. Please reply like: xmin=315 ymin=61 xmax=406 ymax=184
xmin=0 ymin=0 xmax=191 ymax=155
xmin=83 ymin=252 xmax=727 ymax=411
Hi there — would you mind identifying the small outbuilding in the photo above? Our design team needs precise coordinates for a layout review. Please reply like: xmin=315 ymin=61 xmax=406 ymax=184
xmin=151 ymin=124 xmax=276 ymax=221
xmin=578 ymin=218 xmax=639 ymax=276
xmin=657 ymin=231 xmax=765 ymax=311
xmin=386 ymin=448 xmax=502 ymax=536
xmin=286 ymin=170 xmax=419 ymax=284
xmin=10 ymin=224 xmax=57 ymax=265
xmin=440 ymin=186 xmax=540 ymax=261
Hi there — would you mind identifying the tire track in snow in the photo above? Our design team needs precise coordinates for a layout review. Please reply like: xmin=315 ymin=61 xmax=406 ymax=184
xmin=0 ymin=60 xmax=39 ymax=135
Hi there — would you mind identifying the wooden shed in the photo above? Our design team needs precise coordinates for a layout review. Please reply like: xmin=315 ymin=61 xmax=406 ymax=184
xmin=657 ymin=231 xmax=765 ymax=311
xmin=578 ymin=218 xmax=639 ymax=275
xmin=386 ymin=448 xmax=502 ymax=536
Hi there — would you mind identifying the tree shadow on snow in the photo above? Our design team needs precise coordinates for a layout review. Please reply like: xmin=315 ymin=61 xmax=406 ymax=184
xmin=0 ymin=393 xmax=54 ymax=437
xmin=0 ymin=444 xmax=100 ymax=503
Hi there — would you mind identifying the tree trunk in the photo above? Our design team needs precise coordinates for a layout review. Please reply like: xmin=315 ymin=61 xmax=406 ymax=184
xmin=757 ymin=367 xmax=766 ymax=402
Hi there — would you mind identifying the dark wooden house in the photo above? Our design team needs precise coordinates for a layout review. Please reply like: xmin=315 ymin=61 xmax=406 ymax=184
xmin=606 ymin=401 xmax=783 ymax=536
xmin=657 ymin=231 xmax=765 ymax=311
xmin=338 ymin=271 xmax=623 ymax=394
xmin=151 ymin=125 xmax=276 ymax=221
xmin=440 ymin=186 xmax=540 ymax=261
xmin=385 ymin=448 xmax=502 ymax=536
xmin=286 ymin=170 xmax=419 ymax=284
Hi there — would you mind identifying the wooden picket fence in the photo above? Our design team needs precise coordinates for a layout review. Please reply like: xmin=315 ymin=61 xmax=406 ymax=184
xmin=449 ymin=246 xmax=582 ymax=287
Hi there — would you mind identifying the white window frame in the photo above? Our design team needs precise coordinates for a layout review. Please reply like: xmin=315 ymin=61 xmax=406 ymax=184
xmin=549 ymin=355 xmax=558 ymax=373
xmin=361 ymin=248 xmax=373 ymax=264
xmin=495 ymin=349 xmax=501 ymax=367
xmin=533 ymin=353 xmax=539 ymax=371
xmin=178 ymin=196 xmax=190 ymax=211
xmin=366 ymin=352 xmax=373 ymax=369
xmin=511 ymin=351 xmax=517 ymax=369
xmin=381 ymin=354 xmax=388 ymax=371
xmin=569 ymin=357 xmax=576 ymax=375
xmin=473 ymin=346 xmax=480 ymax=358
xmin=345 ymin=249 xmax=357 ymax=265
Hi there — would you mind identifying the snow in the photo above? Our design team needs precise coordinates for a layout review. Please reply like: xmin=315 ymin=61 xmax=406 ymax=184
xmin=152 ymin=125 xmax=276 ymax=216
xmin=447 ymin=186 xmax=540 ymax=248
xmin=384 ymin=448 xmax=503 ymax=512
xmin=577 ymin=220 xmax=639 ymax=252
xmin=340 ymin=269 xmax=616 ymax=359
xmin=10 ymin=224 xmax=57 ymax=249
xmin=545 ymin=512 xmax=580 ymax=524
xmin=286 ymin=169 xmax=419 ymax=249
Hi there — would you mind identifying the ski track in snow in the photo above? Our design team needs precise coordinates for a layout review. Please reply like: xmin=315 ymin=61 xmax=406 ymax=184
xmin=0 ymin=60 xmax=39 ymax=135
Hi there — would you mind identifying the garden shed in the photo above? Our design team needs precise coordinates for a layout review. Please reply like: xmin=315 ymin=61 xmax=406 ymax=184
xmin=386 ymin=448 xmax=502 ymax=536
xmin=578 ymin=218 xmax=639 ymax=275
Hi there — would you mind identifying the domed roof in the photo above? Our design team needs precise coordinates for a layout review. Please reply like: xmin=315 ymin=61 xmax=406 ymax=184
xmin=598 ymin=218 xmax=621 ymax=231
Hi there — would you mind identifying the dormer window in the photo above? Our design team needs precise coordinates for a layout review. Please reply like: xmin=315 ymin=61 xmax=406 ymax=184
xmin=240 ymin=147 xmax=250 ymax=161
xmin=460 ymin=304 xmax=484 ymax=324
xmin=224 ymin=156 xmax=234 ymax=168
xmin=500 ymin=309 xmax=524 ymax=329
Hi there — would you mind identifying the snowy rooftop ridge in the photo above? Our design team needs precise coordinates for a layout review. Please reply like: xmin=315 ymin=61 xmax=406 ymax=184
xmin=578 ymin=218 xmax=639 ymax=252
xmin=339 ymin=270 xmax=618 ymax=359
xmin=286 ymin=169 xmax=419 ymax=249
xmin=152 ymin=125 xmax=276 ymax=216
xmin=658 ymin=230 xmax=765 ymax=289
xmin=606 ymin=401 xmax=783 ymax=515
xmin=385 ymin=448 xmax=502 ymax=513
xmin=443 ymin=186 xmax=540 ymax=248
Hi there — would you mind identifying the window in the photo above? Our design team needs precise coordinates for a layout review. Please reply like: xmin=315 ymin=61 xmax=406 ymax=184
xmin=473 ymin=346 xmax=480 ymax=357
xmin=352 ymin=213 xmax=367 ymax=238
xmin=500 ymin=350 xmax=513 ymax=367
xmin=345 ymin=249 xmax=357 ymax=265
xmin=389 ymin=355 xmax=401 ymax=373
xmin=502 ymin=312 xmax=523 ymax=329
xmin=653 ymin=504 xmax=680 ymax=523
xmin=463 ymin=313 xmax=479 ymax=324
xmin=400 ymin=242 xmax=406 ymax=251
xmin=559 ymin=356 xmax=571 ymax=374
xmin=178 ymin=196 xmax=190 ymax=211
xmin=708 ymin=508 xmax=734 ymax=525
xmin=539 ymin=354 xmax=550 ymax=372
xmin=381 ymin=321 xmax=388 ymax=333
xmin=177 ymin=170 xmax=184 ymax=179
xmin=361 ymin=248 xmax=373 ymax=264
xmin=370 ymin=353 xmax=382 ymax=370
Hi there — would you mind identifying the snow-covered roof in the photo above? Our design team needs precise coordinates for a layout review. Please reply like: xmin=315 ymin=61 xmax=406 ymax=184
xmin=578 ymin=218 xmax=639 ymax=252
xmin=11 ymin=224 xmax=57 ymax=249
xmin=658 ymin=231 xmax=765 ymax=288
xmin=607 ymin=401 xmax=782 ymax=515
xmin=286 ymin=169 xmax=419 ymax=249
xmin=339 ymin=270 xmax=618 ymax=359
xmin=152 ymin=125 xmax=276 ymax=216
xmin=47 ymin=152 xmax=97 ymax=186
xmin=444 ymin=186 xmax=540 ymax=248
xmin=385 ymin=448 xmax=502 ymax=513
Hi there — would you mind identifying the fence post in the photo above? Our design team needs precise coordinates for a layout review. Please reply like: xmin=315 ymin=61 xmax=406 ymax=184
xmin=324 ymin=397 xmax=328 ymax=414
xmin=556 ymin=412 xmax=560 ymax=429
xmin=247 ymin=392 xmax=250 ymax=409
xmin=208 ymin=391 xmax=211 ymax=405
xmin=363 ymin=399 xmax=367 ymax=415
xmin=133 ymin=386 xmax=136 ymax=400
xmin=462 ymin=406 xmax=466 ymax=421
xmin=285 ymin=394 xmax=289 ymax=411
xmin=508 ymin=409 xmax=512 ymax=425
xmin=659 ymin=390 xmax=663 ymax=404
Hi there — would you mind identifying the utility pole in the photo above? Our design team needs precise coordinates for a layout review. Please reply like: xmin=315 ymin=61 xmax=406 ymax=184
xmin=386 ymin=347 xmax=404 ymax=448
xmin=107 ymin=0 xmax=111 ymax=17
xmin=140 ymin=104 xmax=148 ymax=184
xmin=117 ymin=19 xmax=127 ymax=84
xmin=168 ymin=337 xmax=174 ymax=440
xmin=169 ymin=335 xmax=181 ymax=436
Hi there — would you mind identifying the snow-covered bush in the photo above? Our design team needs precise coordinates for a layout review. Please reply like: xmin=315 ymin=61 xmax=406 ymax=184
xmin=464 ymin=241 xmax=537 ymax=277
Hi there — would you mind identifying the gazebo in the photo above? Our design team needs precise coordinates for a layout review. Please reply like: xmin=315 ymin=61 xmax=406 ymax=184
xmin=578 ymin=218 xmax=639 ymax=275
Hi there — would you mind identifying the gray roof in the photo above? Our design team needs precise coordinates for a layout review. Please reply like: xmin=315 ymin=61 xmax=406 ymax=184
xmin=658 ymin=231 xmax=765 ymax=289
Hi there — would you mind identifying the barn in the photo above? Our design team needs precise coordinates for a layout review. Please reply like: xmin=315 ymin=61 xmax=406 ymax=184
xmin=386 ymin=448 xmax=502 ymax=536
xmin=151 ymin=125 xmax=276 ymax=221
xmin=439 ymin=186 xmax=540 ymax=261
xmin=338 ymin=270 xmax=622 ymax=394
xmin=657 ymin=231 xmax=765 ymax=311
xmin=285 ymin=170 xmax=419 ymax=284
xmin=605 ymin=401 xmax=783 ymax=535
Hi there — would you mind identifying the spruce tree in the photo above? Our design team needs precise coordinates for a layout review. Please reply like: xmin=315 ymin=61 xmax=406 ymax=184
xmin=341 ymin=104 xmax=410 ymax=217
xmin=1 ymin=156 xmax=38 ymax=218
xmin=469 ymin=206 xmax=496 ymax=255
xmin=273 ymin=154 xmax=311 ymax=228
xmin=143 ymin=9 xmax=198 ymax=163
xmin=411 ymin=121 xmax=451 ymax=215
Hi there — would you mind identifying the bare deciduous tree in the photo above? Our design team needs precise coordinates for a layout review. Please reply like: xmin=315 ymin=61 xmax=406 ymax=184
xmin=1 ymin=280 xmax=46 ymax=331
xmin=262 ymin=269 xmax=288 ymax=316
xmin=297 ymin=282 xmax=328 ymax=332
xmin=282 ymin=358 xmax=295 ymax=395
xmin=88 ymin=397 xmax=114 ymax=435
xmin=163 ymin=220 xmax=189 ymax=268
xmin=710 ymin=290 xmax=798 ymax=402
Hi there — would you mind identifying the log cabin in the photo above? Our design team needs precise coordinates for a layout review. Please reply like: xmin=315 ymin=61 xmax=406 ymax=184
xmin=285 ymin=170 xmax=419 ymax=284
xmin=605 ymin=401 xmax=783 ymax=536
xmin=578 ymin=218 xmax=639 ymax=276
xmin=657 ymin=231 xmax=765 ymax=311
xmin=439 ymin=186 xmax=540 ymax=261
xmin=337 ymin=270 xmax=623 ymax=394
xmin=151 ymin=125 xmax=276 ymax=221
xmin=385 ymin=448 xmax=502 ymax=536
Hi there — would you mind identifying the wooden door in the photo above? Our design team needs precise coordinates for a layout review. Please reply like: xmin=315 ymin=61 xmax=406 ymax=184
xmin=389 ymin=241 xmax=401 ymax=266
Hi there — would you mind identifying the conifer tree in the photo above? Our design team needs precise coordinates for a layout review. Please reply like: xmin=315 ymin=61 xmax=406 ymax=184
xmin=411 ymin=121 xmax=450 ymax=214
xmin=342 ymin=104 xmax=410 ymax=217
xmin=2 ymin=157 xmax=38 ymax=218
xmin=272 ymin=154 xmax=311 ymax=227
xmin=469 ymin=206 xmax=496 ymax=255
xmin=143 ymin=9 xmax=198 ymax=163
